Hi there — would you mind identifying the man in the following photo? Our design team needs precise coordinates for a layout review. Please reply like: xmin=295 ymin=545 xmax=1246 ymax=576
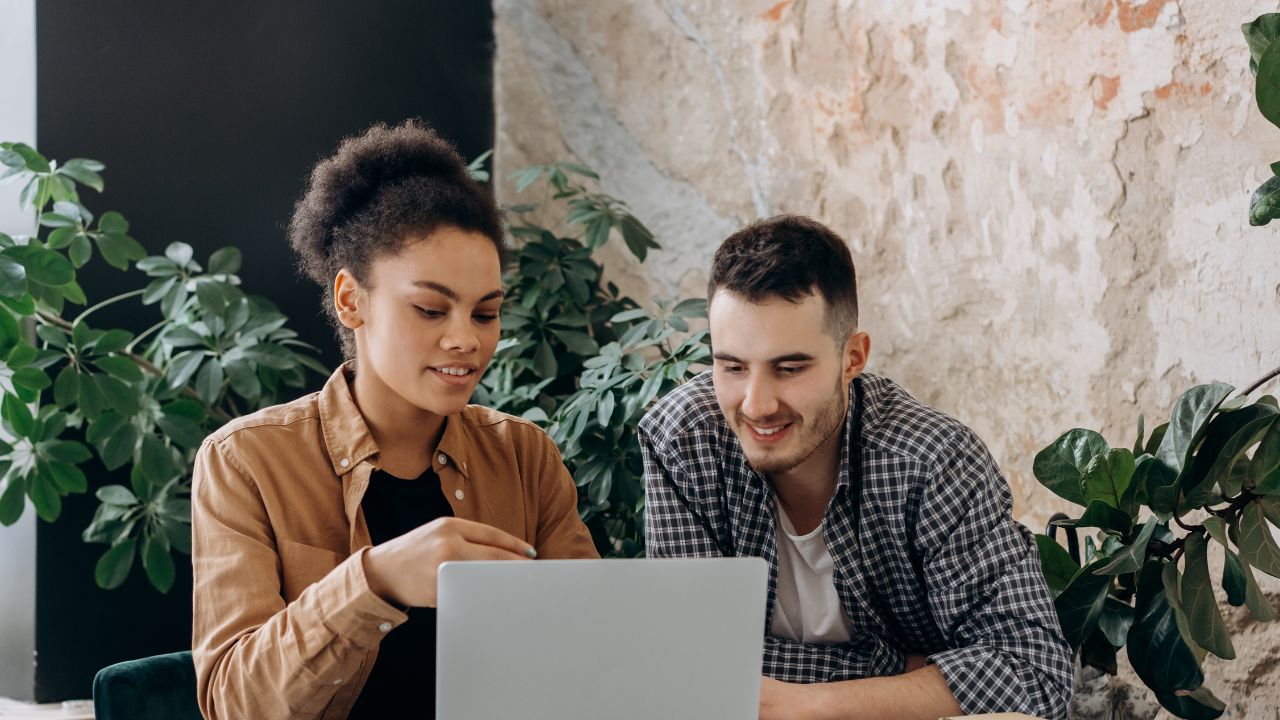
xmin=638 ymin=215 xmax=1072 ymax=720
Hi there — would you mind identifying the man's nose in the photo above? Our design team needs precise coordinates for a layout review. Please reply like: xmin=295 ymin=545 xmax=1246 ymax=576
xmin=741 ymin=374 xmax=779 ymax=421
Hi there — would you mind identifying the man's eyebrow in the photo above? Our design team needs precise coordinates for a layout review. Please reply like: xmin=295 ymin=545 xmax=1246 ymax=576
xmin=412 ymin=280 xmax=504 ymax=303
xmin=711 ymin=352 xmax=815 ymax=364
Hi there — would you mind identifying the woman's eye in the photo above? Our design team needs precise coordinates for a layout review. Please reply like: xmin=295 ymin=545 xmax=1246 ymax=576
xmin=415 ymin=307 xmax=445 ymax=319
xmin=474 ymin=313 xmax=499 ymax=323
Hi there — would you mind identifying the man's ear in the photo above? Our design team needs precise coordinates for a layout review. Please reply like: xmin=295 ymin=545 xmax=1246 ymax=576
xmin=333 ymin=269 xmax=365 ymax=330
xmin=842 ymin=329 xmax=871 ymax=383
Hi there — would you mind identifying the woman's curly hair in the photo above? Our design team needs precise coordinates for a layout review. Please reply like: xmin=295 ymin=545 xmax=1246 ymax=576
xmin=287 ymin=119 xmax=504 ymax=359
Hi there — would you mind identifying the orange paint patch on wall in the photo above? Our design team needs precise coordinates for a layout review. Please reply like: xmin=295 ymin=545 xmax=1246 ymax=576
xmin=1094 ymin=75 xmax=1120 ymax=110
xmin=1115 ymin=0 xmax=1169 ymax=33
xmin=1091 ymin=1 xmax=1114 ymax=27
xmin=760 ymin=0 xmax=793 ymax=22
xmin=1153 ymin=81 xmax=1213 ymax=100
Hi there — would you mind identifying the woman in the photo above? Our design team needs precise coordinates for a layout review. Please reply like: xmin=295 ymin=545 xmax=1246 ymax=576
xmin=191 ymin=120 xmax=598 ymax=720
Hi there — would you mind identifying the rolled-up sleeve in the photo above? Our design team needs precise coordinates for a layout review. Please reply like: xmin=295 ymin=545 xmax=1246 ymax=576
xmin=191 ymin=437 xmax=406 ymax=720
xmin=918 ymin=429 xmax=1074 ymax=719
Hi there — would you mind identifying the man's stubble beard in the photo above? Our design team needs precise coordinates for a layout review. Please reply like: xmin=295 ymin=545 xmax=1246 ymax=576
xmin=741 ymin=373 xmax=848 ymax=476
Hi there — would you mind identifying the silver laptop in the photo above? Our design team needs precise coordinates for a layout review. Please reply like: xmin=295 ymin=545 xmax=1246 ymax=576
xmin=436 ymin=558 xmax=768 ymax=720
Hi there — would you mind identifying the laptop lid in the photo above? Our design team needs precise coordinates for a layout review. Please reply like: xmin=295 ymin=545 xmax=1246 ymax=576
xmin=436 ymin=557 xmax=768 ymax=720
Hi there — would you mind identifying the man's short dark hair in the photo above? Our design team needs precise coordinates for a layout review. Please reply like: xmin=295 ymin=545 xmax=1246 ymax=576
xmin=707 ymin=215 xmax=858 ymax=340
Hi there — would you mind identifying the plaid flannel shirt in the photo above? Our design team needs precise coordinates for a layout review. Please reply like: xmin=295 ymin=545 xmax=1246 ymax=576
xmin=638 ymin=371 xmax=1073 ymax=719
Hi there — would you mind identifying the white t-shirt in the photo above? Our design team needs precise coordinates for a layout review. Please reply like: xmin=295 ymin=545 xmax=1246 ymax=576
xmin=769 ymin=499 xmax=854 ymax=644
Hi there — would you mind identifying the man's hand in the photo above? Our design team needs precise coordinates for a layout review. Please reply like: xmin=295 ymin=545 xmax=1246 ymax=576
xmin=760 ymin=676 xmax=819 ymax=720
xmin=363 ymin=517 xmax=535 ymax=607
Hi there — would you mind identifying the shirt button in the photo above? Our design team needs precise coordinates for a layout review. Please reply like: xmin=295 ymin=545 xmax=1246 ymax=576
xmin=339 ymin=458 xmax=350 ymax=468
xmin=332 ymin=678 xmax=343 ymax=685
xmin=455 ymin=489 xmax=465 ymax=501
xmin=438 ymin=453 xmax=448 ymax=466
xmin=378 ymin=622 xmax=393 ymax=633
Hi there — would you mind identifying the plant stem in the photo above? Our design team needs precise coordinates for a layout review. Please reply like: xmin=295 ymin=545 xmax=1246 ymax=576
xmin=73 ymin=288 xmax=146 ymax=327
xmin=125 ymin=319 xmax=167 ymax=354
xmin=1238 ymin=364 xmax=1280 ymax=398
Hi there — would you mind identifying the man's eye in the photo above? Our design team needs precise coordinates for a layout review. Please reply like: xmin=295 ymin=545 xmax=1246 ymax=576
xmin=777 ymin=365 xmax=805 ymax=375
xmin=720 ymin=365 xmax=744 ymax=375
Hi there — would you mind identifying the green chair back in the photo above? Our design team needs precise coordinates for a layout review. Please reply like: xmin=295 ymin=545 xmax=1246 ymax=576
xmin=92 ymin=651 xmax=202 ymax=720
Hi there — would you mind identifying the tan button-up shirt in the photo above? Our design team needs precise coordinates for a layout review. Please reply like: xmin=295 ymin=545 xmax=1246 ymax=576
xmin=192 ymin=364 xmax=597 ymax=719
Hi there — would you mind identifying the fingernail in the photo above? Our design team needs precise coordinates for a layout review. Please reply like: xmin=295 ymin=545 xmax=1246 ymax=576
xmin=525 ymin=547 xmax=538 ymax=559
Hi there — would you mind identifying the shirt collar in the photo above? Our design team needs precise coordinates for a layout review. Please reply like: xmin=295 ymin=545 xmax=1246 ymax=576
xmin=317 ymin=362 xmax=381 ymax=476
xmin=834 ymin=377 xmax=861 ymax=492
xmin=317 ymin=361 xmax=473 ymax=479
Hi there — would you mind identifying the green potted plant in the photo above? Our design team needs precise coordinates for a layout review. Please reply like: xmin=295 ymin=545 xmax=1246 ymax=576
xmin=0 ymin=143 xmax=328 ymax=591
xmin=1034 ymin=16 xmax=1280 ymax=717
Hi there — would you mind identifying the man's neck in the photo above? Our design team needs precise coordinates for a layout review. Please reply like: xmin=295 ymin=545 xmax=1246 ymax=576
xmin=770 ymin=419 xmax=845 ymax=535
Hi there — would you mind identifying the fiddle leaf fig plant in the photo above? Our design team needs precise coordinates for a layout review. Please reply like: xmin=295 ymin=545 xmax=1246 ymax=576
xmin=0 ymin=142 xmax=327 ymax=593
xmin=1243 ymin=12 xmax=1280 ymax=225
xmin=1034 ymin=369 xmax=1280 ymax=720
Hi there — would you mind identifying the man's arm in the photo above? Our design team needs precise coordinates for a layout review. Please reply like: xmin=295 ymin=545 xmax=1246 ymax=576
xmin=760 ymin=665 xmax=962 ymax=720
xmin=913 ymin=428 xmax=1074 ymax=719
xmin=639 ymin=424 xmax=727 ymax=558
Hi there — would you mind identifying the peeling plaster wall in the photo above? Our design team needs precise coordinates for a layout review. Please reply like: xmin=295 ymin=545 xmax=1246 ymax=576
xmin=495 ymin=1 xmax=1280 ymax=714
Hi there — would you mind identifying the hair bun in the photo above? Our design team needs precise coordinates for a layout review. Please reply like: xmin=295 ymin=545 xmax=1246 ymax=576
xmin=288 ymin=119 xmax=468 ymax=271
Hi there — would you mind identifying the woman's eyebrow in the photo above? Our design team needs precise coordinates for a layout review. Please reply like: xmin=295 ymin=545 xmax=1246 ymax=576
xmin=412 ymin=280 xmax=504 ymax=303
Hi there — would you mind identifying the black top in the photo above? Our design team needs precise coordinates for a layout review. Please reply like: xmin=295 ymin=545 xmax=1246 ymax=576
xmin=347 ymin=466 xmax=454 ymax=720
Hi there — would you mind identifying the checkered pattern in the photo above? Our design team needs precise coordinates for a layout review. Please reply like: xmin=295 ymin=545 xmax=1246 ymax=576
xmin=639 ymin=371 xmax=1073 ymax=719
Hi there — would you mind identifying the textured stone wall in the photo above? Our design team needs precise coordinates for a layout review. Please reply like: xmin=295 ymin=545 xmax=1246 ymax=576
xmin=495 ymin=1 xmax=1280 ymax=715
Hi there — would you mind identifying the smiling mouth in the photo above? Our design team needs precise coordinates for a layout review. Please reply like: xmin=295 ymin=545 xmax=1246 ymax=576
xmin=743 ymin=420 xmax=794 ymax=443
xmin=431 ymin=367 xmax=475 ymax=377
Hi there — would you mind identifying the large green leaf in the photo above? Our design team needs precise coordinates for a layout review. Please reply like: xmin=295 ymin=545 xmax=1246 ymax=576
xmin=2 ymin=393 xmax=34 ymax=438
xmin=0 ymin=254 xmax=26 ymax=298
xmin=1076 ymin=499 xmax=1132 ymax=533
xmin=1033 ymin=429 xmax=1107 ymax=506
xmin=1140 ymin=455 xmax=1180 ymax=520
xmin=1128 ymin=561 xmax=1204 ymax=695
xmin=1184 ymin=404 xmax=1278 ymax=505
xmin=1035 ymin=534 xmax=1080 ymax=599
xmin=94 ymin=539 xmax=136 ymax=589
xmin=1156 ymin=383 xmax=1233 ymax=475
xmin=1053 ymin=559 xmax=1111 ymax=650
xmin=1222 ymin=549 xmax=1247 ymax=607
xmin=1180 ymin=533 xmax=1235 ymax=660
xmin=1257 ymin=26 xmax=1280 ymax=129
xmin=1243 ymin=14 xmax=1280 ymax=73
xmin=3 ymin=245 xmax=73 ymax=287
xmin=1083 ymin=448 xmax=1135 ymax=509
xmin=1155 ymin=685 xmax=1226 ymax=720
xmin=1097 ymin=595 xmax=1135 ymax=648
xmin=1240 ymin=552 xmax=1277 ymax=621
xmin=1195 ymin=414 xmax=1277 ymax=501
xmin=141 ymin=532 xmax=175 ymax=593
xmin=27 ymin=471 xmax=61 ymax=521
xmin=1248 ymin=418 xmax=1280 ymax=494
xmin=1095 ymin=517 xmax=1158 ymax=575
xmin=0 ymin=473 xmax=25 ymax=526
xmin=1237 ymin=501 xmax=1280 ymax=577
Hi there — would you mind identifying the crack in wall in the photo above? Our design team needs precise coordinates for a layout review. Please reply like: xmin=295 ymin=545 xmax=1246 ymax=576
xmin=662 ymin=0 xmax=772 ymax=219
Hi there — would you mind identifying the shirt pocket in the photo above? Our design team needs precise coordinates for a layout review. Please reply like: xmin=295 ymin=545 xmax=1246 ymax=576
xmin=277 ymin=538 xmax=345 ymax=601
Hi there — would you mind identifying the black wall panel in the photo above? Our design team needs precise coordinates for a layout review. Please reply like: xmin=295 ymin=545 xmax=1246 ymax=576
xmin=34 ymin=0 xmax=494 ymax=700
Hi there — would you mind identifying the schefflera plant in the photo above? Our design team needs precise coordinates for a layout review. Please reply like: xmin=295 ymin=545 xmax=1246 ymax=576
xmin=0 ymin=142 xmax=326 ymax=593
xmin=1033 ymin=377 xmax=1280 ymax=720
